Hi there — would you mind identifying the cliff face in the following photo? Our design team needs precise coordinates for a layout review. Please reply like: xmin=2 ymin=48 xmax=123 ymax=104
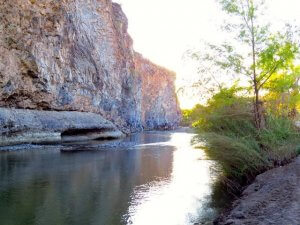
xmin=134 ymin=53 xmax=181 ymax=130
xmin=0 ymin=0 xmax=181 ymax=134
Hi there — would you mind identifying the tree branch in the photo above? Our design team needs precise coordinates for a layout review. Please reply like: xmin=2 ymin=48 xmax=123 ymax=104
xmin=258 ymin=62 xmax=280 ymax=90
xmin=239 ymin=0 xmax=252 ymax=32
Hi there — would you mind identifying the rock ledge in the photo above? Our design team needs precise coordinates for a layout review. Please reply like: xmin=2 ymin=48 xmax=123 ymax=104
xmin=0 ymin=108 xmax=124 ymax=147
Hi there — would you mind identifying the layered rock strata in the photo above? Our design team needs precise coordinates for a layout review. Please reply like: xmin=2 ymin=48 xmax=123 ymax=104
xmin=0 ymin=0 xmax=181 ymax=139
xmin=0 ymin=107 xmax=124 ymax=146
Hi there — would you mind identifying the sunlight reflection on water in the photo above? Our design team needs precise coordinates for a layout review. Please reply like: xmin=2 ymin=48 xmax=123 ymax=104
xmin=123 ymin=132 xmax=216 ymax=225
xmin=0 ymin=131 xmax=223 ymax=225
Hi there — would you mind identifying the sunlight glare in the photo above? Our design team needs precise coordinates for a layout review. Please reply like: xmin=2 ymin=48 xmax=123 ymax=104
xmin=115 ymin=0 xmax=300 ymax=109
xmin=124 ymin=133 xmax=216 ymax=225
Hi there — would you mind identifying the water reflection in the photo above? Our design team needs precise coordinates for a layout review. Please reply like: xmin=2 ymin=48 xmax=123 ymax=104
xmin=0 ymin=131 xmax=224 ymax=225
xmin=124 ymin=133 xmax=216 ymax=225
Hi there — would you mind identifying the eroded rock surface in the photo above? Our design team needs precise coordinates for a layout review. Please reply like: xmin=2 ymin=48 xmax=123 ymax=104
xmin=219 ymin=156 xmax=300 ymax=225
xmin=0 ymin=0 xmax=181 ymax=134
xmin=134 ymin=52 xmax=181 ymax=130
xmin=0 ymin=107 xmax=123 ymax=146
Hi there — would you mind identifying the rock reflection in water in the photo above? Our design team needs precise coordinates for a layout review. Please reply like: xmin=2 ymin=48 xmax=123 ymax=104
xmin=0 ymin=131 xmax=222 ymax=225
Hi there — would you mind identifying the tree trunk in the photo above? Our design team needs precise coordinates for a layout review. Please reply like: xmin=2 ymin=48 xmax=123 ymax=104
xmin=254 ymin=86 xmax=265 ymax=130
xmin=249 ymin=0 xmax=265 ymax=130
xmin=252 ymin=41 xmax=264 ymax=129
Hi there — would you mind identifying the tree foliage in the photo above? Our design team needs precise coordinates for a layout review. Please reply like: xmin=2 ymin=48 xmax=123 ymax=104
xmin=189 ymin=0 xmax=299 ymax=128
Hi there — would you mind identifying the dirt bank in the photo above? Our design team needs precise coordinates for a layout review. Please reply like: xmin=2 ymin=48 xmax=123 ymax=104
xmin=218 ymin=156 xmax=300 ymax=225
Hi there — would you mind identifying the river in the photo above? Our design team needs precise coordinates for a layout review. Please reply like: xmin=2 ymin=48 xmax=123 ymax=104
xmin=0 ymin=130 xmax=229 ymax=225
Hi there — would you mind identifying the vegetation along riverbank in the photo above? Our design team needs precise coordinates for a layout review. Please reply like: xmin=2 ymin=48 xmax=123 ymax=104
xmin=182 ymin=0 xmax=300 ymax=224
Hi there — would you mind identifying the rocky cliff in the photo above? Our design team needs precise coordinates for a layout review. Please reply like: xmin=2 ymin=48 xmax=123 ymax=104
xmin=0 ymin=0 xmax=181 ymax=138
xmin=134 ymin=52 xmax=181 ymax=130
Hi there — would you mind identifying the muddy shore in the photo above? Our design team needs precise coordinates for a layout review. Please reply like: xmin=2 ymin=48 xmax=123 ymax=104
xmin=217 ymin=156 xmax=300 ymax=225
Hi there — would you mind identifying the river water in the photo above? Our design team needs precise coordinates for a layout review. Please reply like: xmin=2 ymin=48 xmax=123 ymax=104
xmin=0 ymin=130 xmax=228 ymax=225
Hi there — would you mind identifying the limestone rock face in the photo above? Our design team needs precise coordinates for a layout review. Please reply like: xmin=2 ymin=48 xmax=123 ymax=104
xmin=134 ymin=53 xmax=181 ymax=130
xmin=0 ymin=0 xmax=181 ymax=133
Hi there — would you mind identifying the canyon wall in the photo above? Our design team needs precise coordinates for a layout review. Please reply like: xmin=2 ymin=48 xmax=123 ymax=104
xmin=134 ymin=53 xmax=181 ymax=130
xmin=0 ymin=0 xmax=181 ymax=135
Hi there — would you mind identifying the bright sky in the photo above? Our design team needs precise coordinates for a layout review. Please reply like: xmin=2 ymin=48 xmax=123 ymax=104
xmin=115 ymin=0 xmax=300 ymax=109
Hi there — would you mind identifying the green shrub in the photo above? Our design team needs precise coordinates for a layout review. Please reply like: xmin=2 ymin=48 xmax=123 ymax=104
xmin=181 ymin=104 xmax=206 ymax=126
xmin=192 ymin=87 xmax=300 ymax=188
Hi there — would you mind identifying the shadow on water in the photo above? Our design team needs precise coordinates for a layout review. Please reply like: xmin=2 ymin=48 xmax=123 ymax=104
xmin=0 ymin=131 xmax=232 ymax=225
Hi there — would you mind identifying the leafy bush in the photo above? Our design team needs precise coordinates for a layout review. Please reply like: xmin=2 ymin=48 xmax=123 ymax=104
xmin=192 ymin=87 xmax=300 ymax=189
xmin=181 ymin=105 xmax=206 ymax=126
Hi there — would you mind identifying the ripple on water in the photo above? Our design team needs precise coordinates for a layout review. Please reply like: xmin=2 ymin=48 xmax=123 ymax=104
xmin=0 ymin=131 xmax=227 ymax=225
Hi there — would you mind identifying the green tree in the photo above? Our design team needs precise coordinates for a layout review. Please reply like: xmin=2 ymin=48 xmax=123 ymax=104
xmin=191 ymin=0 xmax=299 ymax=129
xmin=263 ymin=65 xmax=300 ymax=117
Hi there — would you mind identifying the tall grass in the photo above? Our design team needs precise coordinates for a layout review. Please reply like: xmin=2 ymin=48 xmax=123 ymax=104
xmin=191 ymin=87 xmax=300 ymax=189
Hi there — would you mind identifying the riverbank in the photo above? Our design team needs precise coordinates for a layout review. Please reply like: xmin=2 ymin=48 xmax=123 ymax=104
xmin=217 ymin=156 xmax=300 ymax=225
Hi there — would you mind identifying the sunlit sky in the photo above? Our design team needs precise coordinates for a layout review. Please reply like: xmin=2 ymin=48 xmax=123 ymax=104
xmin=115 ymin=0 xmax=300 ymax=109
